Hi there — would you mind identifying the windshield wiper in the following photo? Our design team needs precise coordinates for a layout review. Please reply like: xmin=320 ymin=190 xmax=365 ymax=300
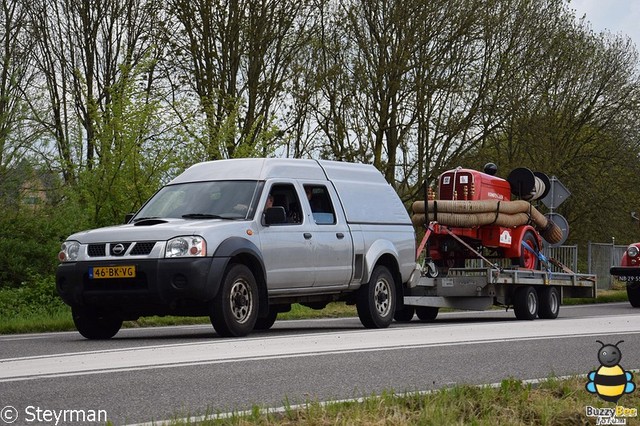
xmin=181 ymin=213 xmax=233 ymax=220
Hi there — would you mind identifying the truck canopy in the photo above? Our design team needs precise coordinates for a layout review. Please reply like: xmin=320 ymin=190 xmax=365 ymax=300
xmin=170 ymin=158 xmax=412 ymax=226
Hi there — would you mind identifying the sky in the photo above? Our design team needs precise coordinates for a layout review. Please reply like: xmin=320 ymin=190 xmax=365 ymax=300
xmin=569 ymin=0 xmax=640 ymax=49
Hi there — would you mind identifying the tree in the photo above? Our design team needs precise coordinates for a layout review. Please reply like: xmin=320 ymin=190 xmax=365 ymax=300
xmin=168 ymin=0 xmax=316 ymax=160
xmin=0 ymin=0 xmax=38 ymax=171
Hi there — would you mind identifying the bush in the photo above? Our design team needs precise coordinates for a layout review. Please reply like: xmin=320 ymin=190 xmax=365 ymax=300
xmin=0 ymin=273 xmax=66 ymax=316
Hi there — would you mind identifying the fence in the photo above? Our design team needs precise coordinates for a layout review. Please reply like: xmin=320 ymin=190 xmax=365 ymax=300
xmin=587 ymin=242 xmax=628 ymax=290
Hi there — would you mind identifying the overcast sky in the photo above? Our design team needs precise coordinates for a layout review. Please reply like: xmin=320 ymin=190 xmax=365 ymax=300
xmin=569 ymin=0 xmax=640 ymax=49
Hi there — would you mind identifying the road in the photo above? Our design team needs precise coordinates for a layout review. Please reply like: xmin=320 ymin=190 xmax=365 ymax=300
xmin=1 ymin=303 xmax=640 ymax=425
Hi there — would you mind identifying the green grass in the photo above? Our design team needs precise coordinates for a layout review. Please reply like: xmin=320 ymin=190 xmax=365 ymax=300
xmin=159 ymin=376 xmax=640 ymax=425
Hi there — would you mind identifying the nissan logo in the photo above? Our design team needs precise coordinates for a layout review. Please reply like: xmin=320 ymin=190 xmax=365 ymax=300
xmin=112 ymin=244 xmax=126 ymax=255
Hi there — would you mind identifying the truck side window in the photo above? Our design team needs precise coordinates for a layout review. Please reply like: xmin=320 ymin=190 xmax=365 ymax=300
xmin=267 ymin=183 xmax=303 ymax=225
xmin=304 ymin=185 xmax=336 ymax=225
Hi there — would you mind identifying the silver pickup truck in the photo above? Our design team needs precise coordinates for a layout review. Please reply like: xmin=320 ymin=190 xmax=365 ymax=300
xmin=56 ymin=159 xmax=416 ymax=338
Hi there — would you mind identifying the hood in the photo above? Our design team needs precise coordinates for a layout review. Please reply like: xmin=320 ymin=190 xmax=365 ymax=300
xmin=66 ymin=218 xmax=247 ymax=244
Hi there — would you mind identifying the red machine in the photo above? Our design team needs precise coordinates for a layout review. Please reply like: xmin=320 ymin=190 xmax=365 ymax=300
xmin=414 ymin=164 xmax=554 ymax=273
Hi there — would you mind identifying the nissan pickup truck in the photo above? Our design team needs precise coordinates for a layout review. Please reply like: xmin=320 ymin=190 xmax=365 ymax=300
xmin=56 ymin=158 xmax=416 ymax=338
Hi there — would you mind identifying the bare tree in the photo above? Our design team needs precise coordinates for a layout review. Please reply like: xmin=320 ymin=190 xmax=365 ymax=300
xmin=168 ymin=0 xmax=317 ymax=160
xmin=0 ymin=0 xmax=38 ymax=169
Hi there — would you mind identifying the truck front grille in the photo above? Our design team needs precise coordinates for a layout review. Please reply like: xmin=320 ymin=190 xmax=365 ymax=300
xmin=87 ymin=242 xmax=158 ymax=257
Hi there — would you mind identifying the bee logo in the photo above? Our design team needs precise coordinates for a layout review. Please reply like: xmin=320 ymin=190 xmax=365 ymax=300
xmin=586 ymin=340 xmax=635 ymax=403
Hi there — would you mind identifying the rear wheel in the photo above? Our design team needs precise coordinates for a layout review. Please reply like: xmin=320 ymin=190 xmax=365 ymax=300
xmin=72 ymin=307 xmax=122 ymax=340
xmin=357 ymin=265 xmax=396 ymax=328
xmin=512 ymin=230 xmax=540 ymax=270
xmin=210 ymin=264 xmax=258 ymax=337
xmin=627 ymin=284 xmax=640 ymax=307
xmin=537 ymin=287 xmax=560 ymax=319
xmin=513 ymin=286 xmax=538 ymax=320
xmin=416 ymin=306 xmax=439 ymax=322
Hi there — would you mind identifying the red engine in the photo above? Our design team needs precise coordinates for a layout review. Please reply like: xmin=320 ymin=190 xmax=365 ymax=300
xmin=420 ymin=164 xmax=551 ymax=272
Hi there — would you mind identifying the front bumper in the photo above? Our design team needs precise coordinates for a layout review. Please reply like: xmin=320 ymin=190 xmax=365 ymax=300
xmin=56 ymin=257 xmax=228 ymax=318
xmin=610 ymin=266 xmax=640 ymax=282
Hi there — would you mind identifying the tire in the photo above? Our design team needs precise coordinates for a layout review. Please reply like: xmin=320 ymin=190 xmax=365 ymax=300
xmin=394 ymin=305 xmax=415 ymax=322
xmin=512 ymin=230 xmax=540 ymax=270
xmin=210 ymin=264 xmax=259 ymax=337
xmin=513 ymin=286 xmax=538 ymax=320
xmin=356 ymin=265 xmax=396 ymax=328
xmin=254 ymin=308 xmax=278 ymax=330
xmin=537 ymin=286 xmax=560 ymax=319
xmin=72 ymin=306 xmax=122 ymax=340
xmin=416 ymin=306 xmax=439 ymax=322
xmin=627 ymin=284 xmax=640 ymax=308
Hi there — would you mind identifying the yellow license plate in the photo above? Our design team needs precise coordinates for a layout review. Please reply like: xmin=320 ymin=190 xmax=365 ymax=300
xmin=90 ymin=265 xmax=136 ymax=279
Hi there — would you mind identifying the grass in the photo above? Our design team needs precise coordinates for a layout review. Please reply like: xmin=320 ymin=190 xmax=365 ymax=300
xmin=158 ymin=376 xmax=640 ymax=425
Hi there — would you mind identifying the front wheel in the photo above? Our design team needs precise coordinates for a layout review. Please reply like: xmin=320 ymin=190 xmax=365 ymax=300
xmin=627 ymin=284 xmax=640 ymax=307
xmin=210 ymin=264 xmax=259 ymax=337
xmin=416 ymin=306 xmax=439 ymax=322
xmin=513 ymin=286 xmax=538 ymax=320
xmin=357 ymin=265 xmax=396 ymax=328
xmin=72 ymin=307 xmax=122 ymax=340
xmin=394 ymin=305 xmax=415 ymax=322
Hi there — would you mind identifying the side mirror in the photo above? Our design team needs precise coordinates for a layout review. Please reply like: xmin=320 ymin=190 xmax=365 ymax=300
xmin=124 ymin=213 xmax=135 ymax=224
xmin=264 ymin=207 xmax=286 ymax=225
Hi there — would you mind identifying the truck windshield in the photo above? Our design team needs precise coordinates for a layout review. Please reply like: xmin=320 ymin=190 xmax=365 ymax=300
xmin=133 ymin=181 xmax=260 ymax=221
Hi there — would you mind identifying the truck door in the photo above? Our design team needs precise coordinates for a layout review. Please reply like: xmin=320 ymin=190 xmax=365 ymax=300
xmin=259 ymin=182 xmax=316 ymax=289
xmin=302 ymin=184 xmax=353 ymax=287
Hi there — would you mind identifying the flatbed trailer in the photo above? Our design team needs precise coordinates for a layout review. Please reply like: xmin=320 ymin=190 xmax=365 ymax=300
xmin=401 ymin=266 xmax=597 ymax=321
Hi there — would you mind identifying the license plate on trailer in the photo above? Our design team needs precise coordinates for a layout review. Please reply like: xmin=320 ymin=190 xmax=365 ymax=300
xmin=89 ymin=265 xmax=136 ymax=279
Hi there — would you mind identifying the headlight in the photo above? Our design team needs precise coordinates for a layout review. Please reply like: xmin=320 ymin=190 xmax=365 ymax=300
xmin=165 ymin=236 xmax=207 ymax=258
xmin=58 ymin=241 xmax=80 ymax=262
xmin=628 ymin=245 xmax=640 ymax=258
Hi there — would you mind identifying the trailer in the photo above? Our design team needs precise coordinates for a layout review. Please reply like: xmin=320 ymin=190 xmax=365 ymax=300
xmin=400 ymin=264 xmax=596 ymax=321
xmin=398 ymin=163 xmax=597 ymax=322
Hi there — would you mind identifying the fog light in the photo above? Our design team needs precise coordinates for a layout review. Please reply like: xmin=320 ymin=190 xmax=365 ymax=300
xmin=172 ymin=274 xmax=188 ymax=289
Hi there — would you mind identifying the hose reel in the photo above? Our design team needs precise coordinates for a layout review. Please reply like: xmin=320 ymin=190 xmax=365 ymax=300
xmin=507 ymin=167 xmax=551 ymax=201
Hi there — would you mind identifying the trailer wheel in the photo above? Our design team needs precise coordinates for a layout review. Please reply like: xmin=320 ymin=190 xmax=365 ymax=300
xmin=253 ymin=308 xmax=278 ymax=330
xmin=512 ymin=230 xmax=540 ymax=270
xmin=537 ymin=287 xmax=560 ymax=319
xmin=627 ymin=284 xmax=640 ymax=307
xmin=513 ymin=286 xmax=538 ymax=320
xmin=416 ymin=306 xmax=439 ymax=322
xmin=72 ymin=307 xmax=122 ymax=340
xmin=357 ymin=265 xmax=395 ymax=328
xmin=394 ymin=305 xmax=415 ymax=322
xmin=210 ymin=263 xmax=258 ymax=337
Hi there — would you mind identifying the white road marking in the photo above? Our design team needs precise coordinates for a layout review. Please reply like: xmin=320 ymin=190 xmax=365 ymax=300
xmin=2 ymin=314 xmax=640 ymax=382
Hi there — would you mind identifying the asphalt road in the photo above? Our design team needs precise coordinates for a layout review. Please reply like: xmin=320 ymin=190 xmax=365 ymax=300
xmin=1 ymin=302 xmax=640 ymax=425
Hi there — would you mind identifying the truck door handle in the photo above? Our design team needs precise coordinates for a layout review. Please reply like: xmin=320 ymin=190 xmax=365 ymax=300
xmin=336 ymin=233 xmax=345 ymax=239
xmin=304 ymin=233 xmax=312 ymax=239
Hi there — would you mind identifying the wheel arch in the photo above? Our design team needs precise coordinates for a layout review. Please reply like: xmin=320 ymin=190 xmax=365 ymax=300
xmin=367 ymin=251 xmax=403 ymax=310
xmin=212 ymin=237 xmax=268 ymax=317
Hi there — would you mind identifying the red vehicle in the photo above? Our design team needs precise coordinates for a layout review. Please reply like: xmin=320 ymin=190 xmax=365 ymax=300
xmin=610 ymin=243 xmax=640 ymax=307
